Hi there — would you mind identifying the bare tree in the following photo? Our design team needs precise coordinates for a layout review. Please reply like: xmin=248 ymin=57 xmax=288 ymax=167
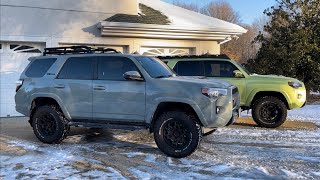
xmin=170 ymin=0 xmax=266 ymax=63
xmin=200 ymin=0 xmax=241 ymax=24
xmin=171 ymin=0 xmax=199 ymax=12
xmin=221 ymin=25 xmax=259 ymax=63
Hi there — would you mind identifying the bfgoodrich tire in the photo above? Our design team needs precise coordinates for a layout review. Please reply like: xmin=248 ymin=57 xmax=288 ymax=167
xmin=32 ymin=105 xmax=70 ymax=144
xmin=252 ymin=96 xmax=287 ymax=128
xmin=153 ymin=111 xmax=202 ymax=158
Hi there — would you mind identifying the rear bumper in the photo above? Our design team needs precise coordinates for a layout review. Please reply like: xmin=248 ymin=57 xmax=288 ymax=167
xmin=15 ymin=105 xmax=29 ymax=117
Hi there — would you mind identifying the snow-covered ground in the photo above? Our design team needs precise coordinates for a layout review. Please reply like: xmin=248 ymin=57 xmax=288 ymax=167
xmin=0 ymin=105 xmax=319 ymax=179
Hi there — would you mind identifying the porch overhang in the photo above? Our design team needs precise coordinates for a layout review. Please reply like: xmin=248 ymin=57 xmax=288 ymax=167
xmin=98 ymin=21 xmax=246 ymax=44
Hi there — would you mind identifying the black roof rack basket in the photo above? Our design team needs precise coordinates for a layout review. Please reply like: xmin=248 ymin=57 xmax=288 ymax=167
xmin=43 ymin=46 xmax=121 ymax=56
xmin=156 ymin=54 xmax=230 ymax=60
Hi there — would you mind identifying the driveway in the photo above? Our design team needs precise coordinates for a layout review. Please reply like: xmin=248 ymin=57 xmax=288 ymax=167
xmin=1 ymin=105 xmax=320 ymax=179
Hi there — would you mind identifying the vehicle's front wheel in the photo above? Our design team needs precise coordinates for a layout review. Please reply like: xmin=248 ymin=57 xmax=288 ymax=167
xmin=153 ymin=111 xmax=202 ymax=158
xmin=252 ymin=96 xmax=287 ymax=128
xmin=32 ymin=105 xmax=70 ymax=144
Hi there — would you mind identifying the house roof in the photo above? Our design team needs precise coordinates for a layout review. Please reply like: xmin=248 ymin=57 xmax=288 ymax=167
xmin=139 ymin=0 xmax=246 ymax=33
xmin=98 ymin=0 xmax=247 ymax=42
xmin=106 ymin=4 xmax=171 ymax=25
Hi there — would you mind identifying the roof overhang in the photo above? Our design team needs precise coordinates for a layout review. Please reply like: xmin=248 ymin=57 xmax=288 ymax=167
xmin=98 ymin=21 xmax=247 ymax=44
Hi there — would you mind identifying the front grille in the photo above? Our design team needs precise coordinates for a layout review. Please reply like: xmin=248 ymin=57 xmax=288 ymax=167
xmin=232 ymin=87 xmax=239 ymax=95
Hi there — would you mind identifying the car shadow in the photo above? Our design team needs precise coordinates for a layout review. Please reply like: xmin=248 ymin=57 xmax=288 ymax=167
xmin=0 ymin=117 xmax=159 ymax=155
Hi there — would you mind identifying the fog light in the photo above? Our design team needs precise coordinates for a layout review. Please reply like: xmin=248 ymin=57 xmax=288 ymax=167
xmin=216 ymin=107 xmax=221 ymax=114
xmin=298 ymin=93 xmax=303 ymax=99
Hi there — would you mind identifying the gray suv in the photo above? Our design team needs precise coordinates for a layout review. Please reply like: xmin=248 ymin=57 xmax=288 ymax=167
xmin=15 ymin=46 xmax=239 ymax=158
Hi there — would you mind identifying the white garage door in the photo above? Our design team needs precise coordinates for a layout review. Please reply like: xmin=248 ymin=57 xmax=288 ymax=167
xmin=0 ymin=42 xmax=44 ymax=117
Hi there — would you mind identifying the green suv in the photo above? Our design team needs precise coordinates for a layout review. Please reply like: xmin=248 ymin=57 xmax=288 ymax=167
xmin=161 ymin=55 xmax=306 ymax=128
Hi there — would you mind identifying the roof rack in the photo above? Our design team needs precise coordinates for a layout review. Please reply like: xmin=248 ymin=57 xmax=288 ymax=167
xmin=43 ymin=46 xmax=121 ymax=56
xmin=156 ymin=54 xmax=230 ymax=60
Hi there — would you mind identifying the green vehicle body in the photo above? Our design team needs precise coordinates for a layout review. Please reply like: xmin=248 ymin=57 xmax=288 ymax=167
xmin=165 ymin=58 xmax=306 ymax=111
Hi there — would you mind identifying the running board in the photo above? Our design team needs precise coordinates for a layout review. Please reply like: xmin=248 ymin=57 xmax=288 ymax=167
xmin=68 ymin=121 xmax=148 ymax=131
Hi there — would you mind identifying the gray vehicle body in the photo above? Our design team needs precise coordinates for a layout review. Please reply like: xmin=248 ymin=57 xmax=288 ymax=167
xmin=15 ymin=54 xmax=239 ymax=129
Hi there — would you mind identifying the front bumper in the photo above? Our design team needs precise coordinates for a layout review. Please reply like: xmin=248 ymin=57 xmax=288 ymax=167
xmin=288 ymin=88 xmax=307 ymax=109
xmin=200 ymin=86 xmax=240 ymax=128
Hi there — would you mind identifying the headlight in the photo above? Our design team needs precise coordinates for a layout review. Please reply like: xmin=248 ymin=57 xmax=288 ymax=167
xmin=288 ymin=82 xmax=302 ymax=89
xmin=202 ymin=88 xmax=228 ymax=98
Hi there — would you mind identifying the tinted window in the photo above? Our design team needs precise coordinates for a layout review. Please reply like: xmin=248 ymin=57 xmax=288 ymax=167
xmin=25 ymin=58 xmax=56 ymax=78
xmin=58 ymin=57 xmax=94 ymax=80
xmin=175 ymin=61 xmax=204 ymax=76
xmin=136 ymin=57 xmax=174 ymax=78
xmin=98 ymin=57 xmax=139 ymax=81
xmin=204 ymin=61 xmax=239 ymax=77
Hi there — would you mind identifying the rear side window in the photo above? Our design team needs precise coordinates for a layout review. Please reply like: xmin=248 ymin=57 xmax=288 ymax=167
xmin=58 ymin=57 xmax=94 ymax=80
xmin=25 ymin=58 xmax=56 ymax=78
xmin=204 ymin=61 xmax=239 ymax=77
xmin=174 ymin=61 xmax=204 ymax=76
xmin=98 ymin=56 xmax=139 ymax=81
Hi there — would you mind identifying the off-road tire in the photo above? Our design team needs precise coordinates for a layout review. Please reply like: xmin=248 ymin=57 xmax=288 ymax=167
xmin=153 ymin=111 xmax=202 ymax=158
xmin=252 ymin=96 xmax=287 ymax=128
xmin=32 ymin=105 xmax=70 ymax=144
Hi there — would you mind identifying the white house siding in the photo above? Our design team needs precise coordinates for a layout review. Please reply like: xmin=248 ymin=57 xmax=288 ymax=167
xmin=0 ymin=0 xmax=138 ymax=117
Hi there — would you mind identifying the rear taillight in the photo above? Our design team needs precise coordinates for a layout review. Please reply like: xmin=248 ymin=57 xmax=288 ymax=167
xmin=16 ymin=80 xmax=24 ymax=92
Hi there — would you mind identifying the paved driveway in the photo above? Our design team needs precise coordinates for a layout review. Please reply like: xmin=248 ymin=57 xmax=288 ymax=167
xmin=1 ymin=106 xmax=320 ymax=179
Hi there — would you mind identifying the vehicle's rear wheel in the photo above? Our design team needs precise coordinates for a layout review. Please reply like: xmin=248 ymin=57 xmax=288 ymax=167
xmin=32 ymin=105 xmax=70 ymax=144
xmin=252 ymin=96 xmax=287 ymax=128
xmin=153 ymin=111 xmax=202 ymax=158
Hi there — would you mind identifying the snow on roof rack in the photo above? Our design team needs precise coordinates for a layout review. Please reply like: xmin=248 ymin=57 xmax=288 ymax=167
xmin=43 ymin=46 xmax=121 ymax=56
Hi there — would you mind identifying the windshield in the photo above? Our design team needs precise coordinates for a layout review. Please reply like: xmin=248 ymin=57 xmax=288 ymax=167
xmin=135 ymin=57 xmax=175 ymax=78
xmin=235 ymin=61 xmax=251 ymax=75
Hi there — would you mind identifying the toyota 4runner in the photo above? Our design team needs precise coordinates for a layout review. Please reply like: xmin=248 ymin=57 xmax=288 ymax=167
xmin=161 ymin=55 xmax=306 ymax=128
xmin=15 ymin=46 xmax=240 ymax=158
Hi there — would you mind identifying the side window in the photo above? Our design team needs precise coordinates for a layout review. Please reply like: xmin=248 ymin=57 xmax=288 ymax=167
xmin=58 ymin=57 xmax=94 ymax=80
xmin=175 ymin=61 xmax=204 ymax=76
xmin=204 ymin=61 xmax=239 ymax=78
xmin=25 ymin=58 xmax=57 ymax=78
xmin=98 ymin=57 xmax=139 ymax=81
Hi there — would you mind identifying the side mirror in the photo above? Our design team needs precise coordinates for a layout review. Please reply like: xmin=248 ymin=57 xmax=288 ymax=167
xmin=233 ymin=70 xmax=244 ymax=78
xmin=123 ymin=71 xmax=144 ymax=81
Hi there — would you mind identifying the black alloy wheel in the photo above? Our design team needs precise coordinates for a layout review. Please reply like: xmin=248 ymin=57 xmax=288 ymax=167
xmin=252 ymin=96 xmax=287 ymax=128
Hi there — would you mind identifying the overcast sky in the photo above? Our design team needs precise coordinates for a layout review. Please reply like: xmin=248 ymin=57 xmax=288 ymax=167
xmin=164 ymin=0 xmax=277 ymax=24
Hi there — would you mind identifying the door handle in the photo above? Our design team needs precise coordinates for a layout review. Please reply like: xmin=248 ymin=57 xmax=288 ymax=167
xmin=54 ymin=84 xmax=65 ymax=89
xmin=94 ymin=85 xmax=106 ymax=91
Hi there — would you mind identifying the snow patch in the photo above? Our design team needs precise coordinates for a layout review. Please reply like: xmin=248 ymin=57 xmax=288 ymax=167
xmin=81 ymin=169 xmax=125 ymax=179
xmin=281 ymin=169 xmax=302 ymax=178
xmin=122 ymin=152 xmax=145 ymax=158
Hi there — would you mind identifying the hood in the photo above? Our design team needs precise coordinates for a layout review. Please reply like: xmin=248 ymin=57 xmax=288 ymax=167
xmin=249 ymin=74 xmax=300 ymax=82
xmin=166 ymin=76 xmax=232 ymax=89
